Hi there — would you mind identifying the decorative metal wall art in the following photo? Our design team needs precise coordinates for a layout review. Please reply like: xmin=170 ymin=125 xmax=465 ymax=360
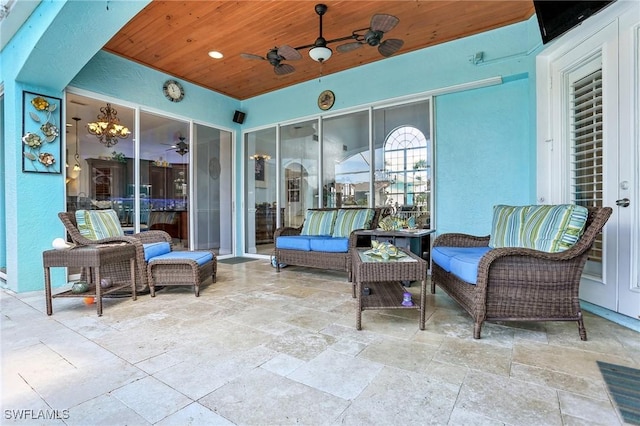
xmin=22 ymin=91 xmax=62 ymax=173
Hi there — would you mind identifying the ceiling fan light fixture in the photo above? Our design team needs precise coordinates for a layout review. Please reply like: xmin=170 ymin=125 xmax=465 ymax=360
xmin=309 ymin=45 xmax=332 ymax=62
xmin=364 ymin=30 xmax=382 ymax=46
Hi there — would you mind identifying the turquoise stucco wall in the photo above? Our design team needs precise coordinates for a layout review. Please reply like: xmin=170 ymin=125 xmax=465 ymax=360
xmin=2 ymin=2 xmax=541 ymax=292
xmin=435 ymin=76 xmax=533 ymax=235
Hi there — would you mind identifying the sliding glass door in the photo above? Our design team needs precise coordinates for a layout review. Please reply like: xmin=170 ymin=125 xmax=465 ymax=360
xmin=245 ymin=127 xmax=277 ymax=255
xmin=193 ymin=123 xmax=233 ymax=254
xmin=242 ymin=98 xmax=433 ymax=258
xmin=66 ymin=92 xmax=233 ymax=257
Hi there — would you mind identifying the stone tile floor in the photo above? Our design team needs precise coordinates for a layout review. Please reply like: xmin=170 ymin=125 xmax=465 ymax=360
xmin=2 ymin=259 xmax=639 ymax=425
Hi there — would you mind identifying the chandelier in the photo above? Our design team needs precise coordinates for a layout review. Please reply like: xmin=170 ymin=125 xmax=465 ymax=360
xmin=249 ymin=154 xmax=271 ymax=160
xmin=87 ymin=103 xmax=130 ymax=147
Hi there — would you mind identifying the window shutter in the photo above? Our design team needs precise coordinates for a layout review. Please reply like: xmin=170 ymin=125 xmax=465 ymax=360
xmin=570 ymin=69 xmax=603 ymax=262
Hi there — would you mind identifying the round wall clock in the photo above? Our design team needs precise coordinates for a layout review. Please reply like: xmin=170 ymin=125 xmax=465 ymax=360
xmin=163 ymin=79 xmax=185 ymax=102
xmin=318 ymin=90 xmax=335 ymax=111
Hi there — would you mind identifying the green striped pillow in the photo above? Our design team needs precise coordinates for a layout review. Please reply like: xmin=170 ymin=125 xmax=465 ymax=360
xmin=301 ymin=210 xmax=337 ymax=236
xmin=488 ymin=205 xmax=530 ymax=249
xmin=521 ymin=204 xmax=589 ymax=252
xmin=489 ymin=204 xmax=589 ymax=253
xmin=331 ymin=208 xmax=374 ymax=238
xmin=76 ymin=209 xmax=124 ymax=240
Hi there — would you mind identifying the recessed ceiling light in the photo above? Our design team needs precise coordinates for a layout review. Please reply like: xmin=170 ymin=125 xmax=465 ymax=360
xmin=208 ymin=51 xmax=223 ymax=59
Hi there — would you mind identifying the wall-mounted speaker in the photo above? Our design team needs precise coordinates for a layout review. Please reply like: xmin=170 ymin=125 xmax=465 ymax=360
xmin=233 ymin=110 xmax=246 ymax=124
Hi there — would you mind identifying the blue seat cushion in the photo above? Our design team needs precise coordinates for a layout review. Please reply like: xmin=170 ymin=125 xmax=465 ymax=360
xmin=275 ymin=235 xmax=329 ymax=251
xmin=276 ymin=236 xmax=313 ymax=251
xmin=309 ymin=237 xmax=349 ymax=253
xmin=276 ymin=235 xmax=350 ymax=252
xmin=432 ymin=247 xmax=465 ymax=272
xmin=143 ymin=242 xmax=172 ymax=261
xmin=432 ymin=246 xmax=491 ymax=284
xmin=150 ymin=251 xmax=213 ymax=266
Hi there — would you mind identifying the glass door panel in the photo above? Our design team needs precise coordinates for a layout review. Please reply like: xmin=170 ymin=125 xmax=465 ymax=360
xmin=65 ymin=94 xmax=135 ymax=223
xmin=245 ymin=127 xmax=277 ymax=255
xmin=139 ymin=111 xmax=189 ymax=248
xmin=280 ymin=120 xmax=319 ymax=227
xmin=373 ymin=100 xmax=432 ymax=228
xmin=193 ymin=123 xmax=232 ymax=255
xmin=322 ymin=111 xmax=370 ymax=207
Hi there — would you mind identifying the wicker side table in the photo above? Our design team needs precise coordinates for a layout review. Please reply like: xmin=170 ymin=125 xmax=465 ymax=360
xmin=352 ymin=248 xmax=427 ymax=330
xmin=43 ymin=244 xmax=137 ymax=316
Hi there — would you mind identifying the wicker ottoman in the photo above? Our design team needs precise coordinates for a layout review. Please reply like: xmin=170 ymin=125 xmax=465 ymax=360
xmin=147 ymin=250 xmax=216 ymax=297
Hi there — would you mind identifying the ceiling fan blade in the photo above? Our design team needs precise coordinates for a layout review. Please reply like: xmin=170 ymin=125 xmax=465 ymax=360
xmin=337 ymin=41 xmax=363 ymax=53
xmin=241 ymin=53 xmax=266 ymax=61
xmin=274 ymin=63 xmax=295 ymax=75
xmin=370 ymin=14 xmax=399 ymax=33
xmin=277 ymin=45 xmax=302 ymax=61
xmin=378 ymin=39 xmax=404 ymax=57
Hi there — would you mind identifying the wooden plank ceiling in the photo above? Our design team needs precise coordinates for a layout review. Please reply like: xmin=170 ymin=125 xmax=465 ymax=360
xmin=104 ymin=1 xmax=535 ymax=100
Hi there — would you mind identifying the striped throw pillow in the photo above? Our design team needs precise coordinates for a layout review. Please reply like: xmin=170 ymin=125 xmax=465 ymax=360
xmin=488 ymin=205 xmax=530 ymax=249
xmin=76 ymin=209 xmax=124 ymax=240
xmin=331 ymin=208 xmax=374 ymax=238
xmin=301 ymin=210 xmax=337 ymax=236
xmin=521 ymin=204 xmax=588 ymax=252
xmin=489 ymin=204 xmax=589 ymax=253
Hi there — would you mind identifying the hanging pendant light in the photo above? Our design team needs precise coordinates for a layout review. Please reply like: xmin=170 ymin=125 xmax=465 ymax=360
xmin=72 ymin=116 xmax=82 ymax=171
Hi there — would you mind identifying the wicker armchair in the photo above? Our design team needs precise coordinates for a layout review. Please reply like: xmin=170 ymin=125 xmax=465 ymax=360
xmin=431 ymin=206 xmax=612 ymax=340
xmin=58 ymin=212 xmax=172 ymax=292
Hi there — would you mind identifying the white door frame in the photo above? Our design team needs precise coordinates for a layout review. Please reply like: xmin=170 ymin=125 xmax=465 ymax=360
xmin=536 ymin=1 xmax=640 ymax=319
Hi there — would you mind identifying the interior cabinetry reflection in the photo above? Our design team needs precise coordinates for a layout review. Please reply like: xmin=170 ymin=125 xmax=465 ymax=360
xmin=255 ymin=206 xmax=283 ymax=244
xmin=87 ymin=158 xmax=127 ymax=200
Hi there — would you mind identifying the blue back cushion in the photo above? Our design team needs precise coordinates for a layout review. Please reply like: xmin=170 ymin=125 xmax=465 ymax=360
xmin=143 ymin=242 xmax=172 ymax=261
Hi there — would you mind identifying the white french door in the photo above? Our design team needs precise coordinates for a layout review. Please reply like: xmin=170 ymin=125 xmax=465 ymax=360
xmin=538 ymin=5 xmax=640 ymax=319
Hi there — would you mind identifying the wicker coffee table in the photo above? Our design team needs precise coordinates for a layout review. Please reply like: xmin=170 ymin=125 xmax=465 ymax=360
xmin=43 ymin=244 xmax=137 ymax=316
xmin=352 ymin=247 xmax=427 ymax=330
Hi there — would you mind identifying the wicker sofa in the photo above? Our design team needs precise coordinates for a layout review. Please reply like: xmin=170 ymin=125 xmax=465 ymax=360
xmin=273 ymin=207 xmax=391 ymax=280
xmin=430 ymin=205 xmax=612 ymax=340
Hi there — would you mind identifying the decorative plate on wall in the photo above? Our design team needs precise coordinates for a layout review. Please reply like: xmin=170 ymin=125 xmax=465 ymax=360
xmin=318 ymin=90 xmax=335 ymax=111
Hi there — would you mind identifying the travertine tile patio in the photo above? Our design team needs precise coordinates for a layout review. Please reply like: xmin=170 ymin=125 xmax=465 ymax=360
xmin=2 ymin=259 xmax=638 ymax=425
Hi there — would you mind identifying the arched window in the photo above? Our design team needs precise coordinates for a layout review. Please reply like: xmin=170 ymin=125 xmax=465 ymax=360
xmin=383 ymin=126 xmax=429 ymax=209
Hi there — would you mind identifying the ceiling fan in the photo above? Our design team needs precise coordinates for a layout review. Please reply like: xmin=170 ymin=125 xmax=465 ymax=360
xmin=167 ymin=136 xmax=189 ymax=156
xmin=240 ymin=45 xmax=302 ymax=75
xmin=241 ymin=4 xmax=403 ymax=73
xmin=335 ymin=13 xmax=404 ymax=57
